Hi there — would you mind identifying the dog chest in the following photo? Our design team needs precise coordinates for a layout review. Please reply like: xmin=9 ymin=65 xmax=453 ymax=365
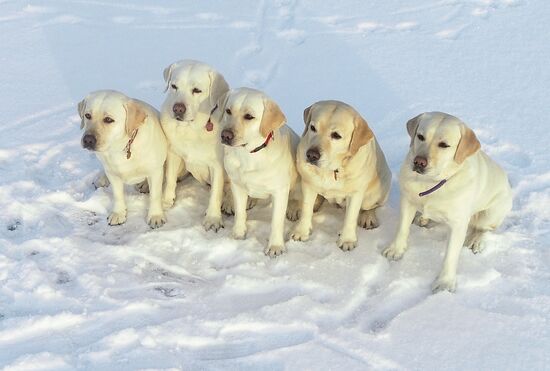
xmin=224 ymin=151 xmax=292 ymax=199
xmin=98 ymin=154 xmax=149 ymax=185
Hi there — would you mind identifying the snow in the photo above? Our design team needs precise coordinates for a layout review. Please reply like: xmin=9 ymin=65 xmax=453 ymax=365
xmin=1 ymin=0 xmax=549 ymax=369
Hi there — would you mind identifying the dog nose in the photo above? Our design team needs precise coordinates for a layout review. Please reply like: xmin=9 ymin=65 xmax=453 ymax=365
xmin=413 ymin=156 xmax=428 ymax=170
xmin=221 ymin=129 xmax=234 ymax=145
xmin=173 ymin=103 xmax=186 ymax=117
xmin=306 ymin=147 xmax=320 ymax=164
xmin=82 ymin=134 xmax=96 ymax=150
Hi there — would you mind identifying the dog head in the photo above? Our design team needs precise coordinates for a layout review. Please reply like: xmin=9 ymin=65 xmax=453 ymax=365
xmin=299 ymin=100 xmax=373 ymax=171
xmin=217 ymin=88 xmax=286 ymax=151
xmin=161 ymin=60 xmax=229 ymax=124
xmin=78 ymin=90 xmax=147 ymax=152
xmin=406 ymin=112 xmax=480 ymax=178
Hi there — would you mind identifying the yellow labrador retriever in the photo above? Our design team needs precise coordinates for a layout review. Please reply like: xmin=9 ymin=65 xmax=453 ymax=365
xmin=291 ymin=100 xmax=391 ymax=251
xmin=218 ymin=88 xmax=301 ymax=257
xmin=382 ymin=112 xmax=513 ymax=292
xmin=160 ymin=60 xmax=230 ymax=231
xmin=79 ymin=90 xmax=167 ymax=228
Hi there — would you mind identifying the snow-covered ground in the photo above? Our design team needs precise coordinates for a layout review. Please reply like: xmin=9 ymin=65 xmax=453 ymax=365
xmin=1 ymin=0 xmax=549 ymax=369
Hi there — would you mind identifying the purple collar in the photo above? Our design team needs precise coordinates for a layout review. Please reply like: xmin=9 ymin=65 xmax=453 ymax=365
xmin=419 ymin=179 xmax=447 ymax=197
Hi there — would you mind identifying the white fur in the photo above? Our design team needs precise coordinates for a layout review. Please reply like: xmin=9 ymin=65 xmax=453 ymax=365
xmin=219 ymin=88 xmax=300 ymax=257
xmin=160 ymin=60 xmax=230 ymax=232
xmin=291 ymin=101 xmax=391 ymax=251
xmin=383 ymin=112 xmax=513 ymax=293
xmin=79 ymin=90 xmax=167 ymax=228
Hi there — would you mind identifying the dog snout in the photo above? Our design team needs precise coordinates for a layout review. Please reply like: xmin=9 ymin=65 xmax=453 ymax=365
xmin=413 ymin=155 xmax=428 ymax=173
xmin=173 ymin=102 xmax=186 ymax=120
xmin=82 ymin=134 xmax=97 ymax=150
xmin=306 ymin=147 xmax=321 ymax=165
xmin=221 ymin=129 xmax=234 ymax=145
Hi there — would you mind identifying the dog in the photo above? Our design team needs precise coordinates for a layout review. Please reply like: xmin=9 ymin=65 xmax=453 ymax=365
xmin=160 ymin=60 xmax=234 ymax=232
xmin=382 ymin=112 xmax=513 ymax=293
xmin=218 ymin=88 xmax=301 ymax=257
xmin=79 ymin=90 xmax=168 ymax=228
xmin=291 ymin=100 xmax=391 ymax=251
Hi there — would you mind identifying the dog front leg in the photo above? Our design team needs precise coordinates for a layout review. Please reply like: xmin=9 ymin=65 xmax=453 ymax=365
xmin=382 ymin=198 xmax=416 ymax=260
xmin=106 ymin=174 xmax=127 ymax=226
xmin=431 ymin=220 xmax=469 ymax=293
xmin=337 ymin=192 xmax=364 ymax=251
xmin=147 ymin=167 xmax=166 ymax=229
xmin=290 ymin=181 xmax=317 ymax=242
xmin=203 ymin=165 xmax=224 ymax=232
xmin=231 ymin=181 xmax=249 ymax=240
xmin=265 ymin=188 xmax=290 ymax=257
xmin=162 ymin=150 xmax=182 ymax=209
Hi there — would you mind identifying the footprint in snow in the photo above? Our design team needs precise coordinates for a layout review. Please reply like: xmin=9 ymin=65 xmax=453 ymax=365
xmin=56 ymin=271 xmax=71 ymax=285
xmin=154 ymin=286 xmax=184 ymax=298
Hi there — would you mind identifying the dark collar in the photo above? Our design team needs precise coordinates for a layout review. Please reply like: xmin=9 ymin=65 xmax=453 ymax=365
xmin=124 ymin=129 xmax=139 ymax=159
xmin=419 ymin=179 xmax=447 ymax=197
xmin=250 ymin=131 xmax=274 ymax=153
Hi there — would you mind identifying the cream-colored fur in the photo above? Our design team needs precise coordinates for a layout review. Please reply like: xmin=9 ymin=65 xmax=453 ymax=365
xmin=218 ymin=88 xmax=301 ymax=257
xmin=160 ymin=60 xmax=230 ymax=232
xmin=79 ymin=90 xmax=168 ymax=228
xmin=291 ymin=100 xmax=391 ymax=251
xmin=382 ymin=112 xmax=513 ymax=293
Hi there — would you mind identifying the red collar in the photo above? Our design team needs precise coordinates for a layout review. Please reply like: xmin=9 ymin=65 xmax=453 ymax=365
xmin=250 ymin=131 xmax=274 ymax=153
xmin=205 ymin=104 xmax=218 ymax=132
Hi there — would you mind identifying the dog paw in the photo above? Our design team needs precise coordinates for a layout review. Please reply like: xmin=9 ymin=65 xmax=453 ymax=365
xmin=162 ymin=194 xmax=175 ymax=209
xmin=413 ymin=212 xmax=432 ymax=228
xmin=221 ymin=196 xmax=235 ymax=215
xmin=358 ymin=209 xmax=379 ymax=229
xmin=431 ymin=275 xmax=457 ymax=293
xmin=465 ymin=231 xmax=486 ymax=254
xmin=232 ymin=225 xmax=247 ymax=240
xmin=147 ymin=213 xmax=166 ymax=229
xmin=203 ymin=215 xmax=224 ymax=232
xmin=337 ymin=237 xmax=357 ymax=252
xmin=135 ymin=180 xmax=149 ymax=194
xmin=247 ymin=197 xmax=257 ymax=210
xmin=290 ymin=224 xmax=311 ymax=242
xmin=286 ymin=200 xmax=301 ymax=221
xmin=107 ymin=211 xmax=126 ymax=226
xmin=382 ymin=244 xmax=406 ymax=260
xmin=93 ymin=173 xmax=110 ymax=189
xmin=264 ymin=244 xmax=286 ymax=257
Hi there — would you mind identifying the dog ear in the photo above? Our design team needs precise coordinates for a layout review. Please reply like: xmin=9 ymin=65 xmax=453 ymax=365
xmin=302 ymin=104 xmax=314 ymax=136
xmin=259 ymin=98 xmax=286 ymax=138
xmin=212 ymin=90 xmax=230 ymax=124
xmin=406 ymin=114 xmax=423 ymax=147
xmin=163 ymin=63 xmax=176 ymax=92
xmin=348 ymin=112 xmax=374 ymax=156
xmin=77 ymin=99 xmax=86 ymax=129
xmin=124 ymin=99 xmax=148 ymax=136
xmin=454 ymin=125 xmax=481 ymax=164
xmin=208 ymin=69 xmax=230 ymax=107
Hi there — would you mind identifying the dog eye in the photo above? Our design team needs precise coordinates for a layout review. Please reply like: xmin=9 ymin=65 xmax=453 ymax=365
xmin=244 ymin=113 xmax=254 ymax=120
xmin=84 ymin=113 xmax=91 ymax=120
xmin=225 ymin=109 xmax=232 ymax=115
xmin=438 ymin=142 xmax=450 ymax=148
xmin=171 ymin=84 xmax=178 ymax=90
xmin=103 ymin=117 xmax=114 ymax=124
xmin=192 ymin=88 xmax=202 ymax=94
xmin=417 ymin=134 xmax=425 ymax=141
xmin=310 ymin=124 xmax=316 ymax=132
xmin=331 ymin=132 xmax=342 ymax=140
